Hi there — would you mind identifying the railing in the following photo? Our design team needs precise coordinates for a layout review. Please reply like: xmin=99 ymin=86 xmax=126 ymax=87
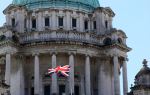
xmin=19 ymin=31 xmax=102 ymax=45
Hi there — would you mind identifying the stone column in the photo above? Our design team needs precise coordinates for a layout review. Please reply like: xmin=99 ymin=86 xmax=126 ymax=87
xmin=69 ymin=53 xmax=74 ymax=95
xmin=122 ymin=58 xmax=128 ymax=95
xmin=85 ymin=55 xmax=91 ymax=95
xmin=98 ymin=60 xmax=106 ymax=95
xmin=80 ymin=75 xmax=85 ymax=95
xmin=34 ymin=53 xmax=40 ymax=95
xmin=113 ymin=55 xmax=120 ymax=95
xmin=5 ymin=53 xmax=11 ymax=85
xmin=51 ymin=53 xmax=58 ymax=95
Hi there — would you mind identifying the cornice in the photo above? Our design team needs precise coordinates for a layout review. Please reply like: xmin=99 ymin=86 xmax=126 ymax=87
xmin=103 ymin=43 xmax=132 ymax=52
xmin=94 ymin=7 xmax=115 ymax=17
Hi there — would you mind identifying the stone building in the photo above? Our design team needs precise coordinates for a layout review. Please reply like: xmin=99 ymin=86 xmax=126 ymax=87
xmin=128 ymin=59 xmax=150 ymax=95
xmin=0 ymin=57 xmax=10 ymax=95
xmin=0 ymin=0 xmax=131 ymax=95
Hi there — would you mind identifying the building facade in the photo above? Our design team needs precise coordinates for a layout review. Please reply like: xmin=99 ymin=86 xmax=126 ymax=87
xmin=0 ymin=0 xmax=131 ymax=95
xmin=128 ymin=59 xmax=150 ymax=95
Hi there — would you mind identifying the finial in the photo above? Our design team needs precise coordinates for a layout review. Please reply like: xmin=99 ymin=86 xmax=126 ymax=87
xmin=142 ymin=59 xmax=148 ymax=67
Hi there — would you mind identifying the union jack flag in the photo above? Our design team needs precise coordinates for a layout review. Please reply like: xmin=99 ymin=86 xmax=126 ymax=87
xmin=48 ymin=65 xmax=70 ymax=77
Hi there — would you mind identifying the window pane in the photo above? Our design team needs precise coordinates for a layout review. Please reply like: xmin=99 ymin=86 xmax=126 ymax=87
xmin=105 ymin=21 xmax=108 ymax=28
xmin=58 ymin=17 xmax=63 ymax=26
xmin=12 ymin=18 xmax=15 ymax=27
xmin=45 ymin=17 xmax=50 ymax=26
xmin=93 ymin=21 xmax=96 ymax=29
xmin=32 ymin=19 xmax=36 ymax=28
xmin=72 ymin=18 xmax=76 ymax=27
xmin=84 ymin=21 xmax=88 ymax=30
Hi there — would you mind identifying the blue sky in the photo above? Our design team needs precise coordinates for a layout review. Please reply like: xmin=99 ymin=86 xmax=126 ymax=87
xmin=0 ymin=0 xmax=150 ymax=94
xmin=101 ymin=0 xmax=150 ymax=92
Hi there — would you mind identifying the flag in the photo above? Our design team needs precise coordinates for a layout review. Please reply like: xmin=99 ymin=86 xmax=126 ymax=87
xmin=48 ymin=65 xmax=70 ymax=77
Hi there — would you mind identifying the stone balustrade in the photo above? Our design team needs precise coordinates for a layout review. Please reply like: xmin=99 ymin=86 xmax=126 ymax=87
xmin=19 ymin=31 xmax=102 ymax=45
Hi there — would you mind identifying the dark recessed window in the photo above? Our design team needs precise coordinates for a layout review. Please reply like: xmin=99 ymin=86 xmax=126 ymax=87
xmin=105 ymin=20 xmax=108 ymax=29
xmin=84 ymin=20 xmax=88 ymax=30
xmin=45 ymin=17 xmax=50 ymax=27
xmin=32 ymin=18 xmax=36 ymax=28
xmin=103 ymin=38 xmax=112 ymax=45
xmin=11 ymin=18 xmax=15 ymax=27
xmin=58 ymin=17 xmax=63 ymax=27
xmin=118 ymin=38 xmax=123 ymax=44
xmin=93 ymin=21 xmax=96 ymax=29
xmin=72 ymin=18 xmax=77 ymax=28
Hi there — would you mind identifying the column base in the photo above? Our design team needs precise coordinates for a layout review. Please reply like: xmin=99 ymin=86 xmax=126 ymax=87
xmin=69 ymin=93 xmax=74 ymax=95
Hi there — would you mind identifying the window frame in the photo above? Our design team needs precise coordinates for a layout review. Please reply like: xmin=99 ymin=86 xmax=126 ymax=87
xmin=84 ymin=20 xmax=88 ymax=30
xmin=72 ymin=18 xmax=77 ymax=28
xmin=45 ymin=17 xmax=50 ymax=27
xmin=58 ymin=17 xmax=63 ymax=27
xmin=32 ymin=18 xmax=36 ymax=29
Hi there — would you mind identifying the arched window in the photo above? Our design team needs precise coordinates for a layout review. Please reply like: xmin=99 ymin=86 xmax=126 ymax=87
xmin=118 ymin=38 xmax=123 ymax=44
xmin=103 ymin=37 xmax=112 ymax=45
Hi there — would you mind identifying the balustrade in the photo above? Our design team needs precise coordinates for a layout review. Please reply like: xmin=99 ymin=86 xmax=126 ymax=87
xmin=19 ymin=31 xmax=101 ymax=45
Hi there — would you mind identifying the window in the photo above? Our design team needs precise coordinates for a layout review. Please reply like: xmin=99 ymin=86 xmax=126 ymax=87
xmin=103 ymin=38 xmax=112 ymax=45
xmin=11 ymin=18 xmax=15 ymax=27
xmin=72 ymin=18 xmax=77 ymax=28
xmin=84 ymin=20 xmax=88 ymax=30
xmin=118 ymin=38 xmax=123 ymax=44
xmin=58 ymin=17 xmax=63 ymax=27
xmin=45 ymin=17 xmax=50 ymax=27
xmin=93 ymin=21 xmax=96 ymax=29
xmin=105 ymin=20 xmax=108 ymax=29
xmin=32 ymin=18 xmax=36 ymax=28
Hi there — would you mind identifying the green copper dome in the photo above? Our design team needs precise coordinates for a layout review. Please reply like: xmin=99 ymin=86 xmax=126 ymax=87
xmin=12 ymin=0 xmax=100 ymax=12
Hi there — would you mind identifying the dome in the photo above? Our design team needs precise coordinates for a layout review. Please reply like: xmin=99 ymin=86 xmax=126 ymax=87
xmin=12 ymin=0 xmax=100 ymax=12
xmin=135 ymin=59 xmax=150 ymax=78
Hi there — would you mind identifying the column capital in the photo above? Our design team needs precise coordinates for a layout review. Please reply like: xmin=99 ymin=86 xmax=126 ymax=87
xmin=15 ymin=54 xmax=24 ymax=59
xmin=50 ymin=51 xmax=58 ymax=55
xmin=113 ymin=53 xmax=118 ymax=57
xmin=32 ymin=52 xmax=40 ymax=56
xmin=85 ymin=54 xmax=92 ymax=57
xmin=5 ymin=51 xmax=13 ymax=55
xmin=68 ymin=51 xmax=76 ymax=56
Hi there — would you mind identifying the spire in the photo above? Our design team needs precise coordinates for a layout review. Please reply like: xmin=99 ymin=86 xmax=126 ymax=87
xmin=142 ymin=59 xmax=148 ymax=67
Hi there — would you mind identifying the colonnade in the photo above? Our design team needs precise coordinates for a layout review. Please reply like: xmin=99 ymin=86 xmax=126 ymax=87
xmin=4 ymin=53 xmax=128 ymax=95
